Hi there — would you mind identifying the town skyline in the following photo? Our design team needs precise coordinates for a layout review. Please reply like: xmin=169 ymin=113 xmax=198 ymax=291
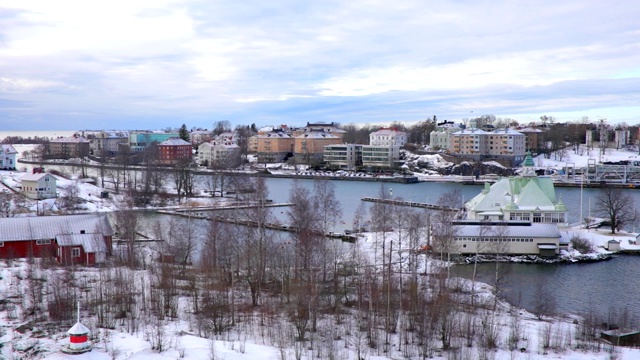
xmin=1 ymin=1 xmax=639 ymax=130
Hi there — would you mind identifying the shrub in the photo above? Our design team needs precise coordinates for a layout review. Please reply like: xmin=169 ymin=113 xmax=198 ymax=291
xmin=571 ymin=234 xmax=594 ymax=254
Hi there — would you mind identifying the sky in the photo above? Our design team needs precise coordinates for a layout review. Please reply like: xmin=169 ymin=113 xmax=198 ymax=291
xmin=1 ymin=0 xmax=639 ymax=131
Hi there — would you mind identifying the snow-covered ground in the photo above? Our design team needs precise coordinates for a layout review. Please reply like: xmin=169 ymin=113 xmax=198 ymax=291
xmin=3 ymin=144 xmax=640 ymax=359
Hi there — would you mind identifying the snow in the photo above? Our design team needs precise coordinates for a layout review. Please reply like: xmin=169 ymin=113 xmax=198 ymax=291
xmin=4 ymin=146 xmax=640 ymax=359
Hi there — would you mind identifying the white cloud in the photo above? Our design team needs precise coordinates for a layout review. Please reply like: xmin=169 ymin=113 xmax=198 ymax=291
xmin=0 ymin=0 xmax=639 ymax=129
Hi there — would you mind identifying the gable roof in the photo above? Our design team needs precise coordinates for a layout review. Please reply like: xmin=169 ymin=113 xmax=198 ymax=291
xmin=466 ymin=176 xmax=558 ymax=213
xmin=21 ymin=173 xmax=56 ymax=182
xmin=1 ymin=144 xmax=18 ymax=154
xmin=0 ymin=214 xmax=113 ymax=242
xmin=56 ymin=233 xmax=107 ymax=252
xmin=159 ymin=137 xmax=191 ymax=146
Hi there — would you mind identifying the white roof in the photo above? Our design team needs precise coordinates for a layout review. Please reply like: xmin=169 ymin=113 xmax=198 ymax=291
xmin=1 ymin=144 xmax=17 ymax=154
xmin=56 ymin=233 xmax=107 ymax=253
xmin=296 ymin=132 xmax=340 ymax=139
xmin=20 ymin=173 xmax=55 ymax=182
xmin=371 ymin=129 xmax=407 ymax=136
xmin=50 ymin=136 xmax=89 ymax=143
xmin=68 ymin=322 xmax=90 ymax=335
xmin=159 ymin=138 xmax=191 ymax=146
xmin=0 ymin=214 xmax=113 ymax=242
xmin=452 ymin=129 xmax=489 ymax=135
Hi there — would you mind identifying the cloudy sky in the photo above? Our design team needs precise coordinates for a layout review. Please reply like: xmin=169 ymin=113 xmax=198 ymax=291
xmin=1 ymin=0 xmax=639 ymax=131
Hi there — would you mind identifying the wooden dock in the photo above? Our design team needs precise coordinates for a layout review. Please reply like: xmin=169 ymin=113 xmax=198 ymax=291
xmin=156 ymin=209 xmax=358 ymax=242
xmin=361 ymin=197 xmax=458 ymax=211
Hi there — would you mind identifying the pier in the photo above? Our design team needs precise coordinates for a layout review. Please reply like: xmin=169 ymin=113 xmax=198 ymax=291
xmin=157 ymin=207 xmax=358 ymax=243
xmin=361 ymin=197 xmax=459 ymax=211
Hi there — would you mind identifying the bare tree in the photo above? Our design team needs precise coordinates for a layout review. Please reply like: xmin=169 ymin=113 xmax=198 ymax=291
xmin=595 ymin=187 xmax=637 ymax=234
xmin=431 ymin=190 xmax=462 ymax=278
xmin=533 ymin=278 xmax=556 ymax=320
xmin=58 ymin=181 xmax=83 ymax=211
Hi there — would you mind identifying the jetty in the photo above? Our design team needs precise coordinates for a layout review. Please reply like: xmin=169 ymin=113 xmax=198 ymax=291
xmin=361 ymin=197 xmax=458 ymax=211
xmin=157 ymin=208 xmax=358 ymax=243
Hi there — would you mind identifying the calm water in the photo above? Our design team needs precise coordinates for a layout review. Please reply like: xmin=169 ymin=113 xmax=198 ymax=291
xmin=452 ymin=255 xmax=640 ymax=318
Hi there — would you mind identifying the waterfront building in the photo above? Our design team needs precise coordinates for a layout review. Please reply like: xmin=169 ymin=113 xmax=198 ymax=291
xmin=429 ymin=121 xmax=462 ymax=151
xmin=361 ymin=128 xmax=407 ymax=168
xmin=450 ymin=128 xmax=526 ymax=166
xmin=256 ymin=131 xmax=294 ymax=163
xmin=48 ymin=135 xmax=90 ymax=159
xmin=158 ymin=138 xmax=192 ymax=164
xmin=294 ymin=132 xmax=342 ymax=164
xmin=89 ymin=131 xmax=128 ymax=156
xmin=0 ymin=214 xmax=113 ymax=265
xmin=128 ymin=131 xmax=179 ymax=153
xmin=451 ymin=222 xmax=561 ymax=256
xmin=198 ymin=142 xmax=241 ymax=168
xmin=0 ymin=144 xmax=17 ymax=169
xmin=464 ymin=153 xmax=568 ymax=227
xmin=324 ymin=144 xmax=362 ymax=170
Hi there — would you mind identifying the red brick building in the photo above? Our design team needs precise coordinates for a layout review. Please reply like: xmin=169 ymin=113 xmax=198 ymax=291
xmin=158 ymin=138 xmax=192 ymax=164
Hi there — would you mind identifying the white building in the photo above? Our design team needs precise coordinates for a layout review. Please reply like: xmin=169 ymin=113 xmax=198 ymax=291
xmin=324 ymin=144 xmax=362 ymax=170
xmin=464 ymin=153 xmax=568 ymax=226
xmin=360 ymin=128 xmax=407 ymax=168
xmin=198 ymin=142 xmax=240 ymax=167
xmin=369 ymin=128 xmax=407 ymax=147
xmin=21 ymin=173 xmax=57 ymax=199
xmin=0 ymin=144 xmax=18 ymax=169
xmin=452 ymin=222 xmax=562 ymax=256
xmin=429 ymin=121 xmax=462 ymax=150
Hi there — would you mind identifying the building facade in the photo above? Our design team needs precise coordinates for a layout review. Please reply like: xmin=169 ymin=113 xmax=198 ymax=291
xmin=198 ymin=142 xmax=241 ymax=167
xmin=324 ymin=144 xmax=362 ymax=170
xmin=464 ymin=154 xmax=568 ymax=226
xmin=450 ymin=128 xmax=526 ymax=166
xmin=89 ymin=131 xmax=129 ymax=156
xmin=21 ymin=173 xmax=57 ymax=199
xmin=129 ymin=132 xmax=179 ymax=153
xmin=48 ymin=136 xmax=91 ymax=159
xmin=0 ymin=144 xmax=18 ymax=169
xmin=158 ymin=138 xmax=192 ymax=164
xmin=0 ymin=214 xmax=113 ymax=265
xmin=256 ymin=132 xmax=295 ymax=163
xmin=294 ymin=132 xmax=342 ymax=164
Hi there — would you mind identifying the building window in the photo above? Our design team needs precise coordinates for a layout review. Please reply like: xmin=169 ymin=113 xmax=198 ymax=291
xmin=72 ymin=248 xmax=81 ymax=257
xmin=0 ymin=241 xmax=4 ymax=247
xmin=36 ymin=239 xmax=52 ymax=245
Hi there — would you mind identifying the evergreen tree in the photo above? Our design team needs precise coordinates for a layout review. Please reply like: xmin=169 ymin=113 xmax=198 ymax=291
xmin=179 ymin=124 xmax=189 ymax=142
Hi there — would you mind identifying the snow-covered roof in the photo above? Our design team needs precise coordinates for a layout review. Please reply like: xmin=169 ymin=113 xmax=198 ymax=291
xmin=297 ymin=132 xmax=340 ymax=139
xmin=257 ymin=132 xmax=292 ymax=138
xmin=68 ymin=322 xmax=90 ymax=335
xmin=492 ymin=128 xmax=524 ymax=135
xmin=455 ymin=223 xmax=561 ymax=238
xmin=50 ymin=136 xmax=89 ymax=143
xmin=371 ymin=129 xmax=407 ymax=136
xmin=20 ymin=172 xmax=55 ymax=182
xmin=466 ymin=175 xmax=560 ymax=213
xmin=1 ymin=144 xmax=17 ymax=154
xmin=159 ymin=138 xmax=191 ymax=146
xmin=0 ymin=214 xmax=113 ymax=242
xmin=452 ymin=129 xmax=489 ymax=135
xmin=56 ymin=233 xmax=107 ymax=253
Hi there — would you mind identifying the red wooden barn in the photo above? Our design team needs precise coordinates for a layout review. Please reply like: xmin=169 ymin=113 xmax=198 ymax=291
xmin=0 ymin=214 xmax=113 ymax=265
